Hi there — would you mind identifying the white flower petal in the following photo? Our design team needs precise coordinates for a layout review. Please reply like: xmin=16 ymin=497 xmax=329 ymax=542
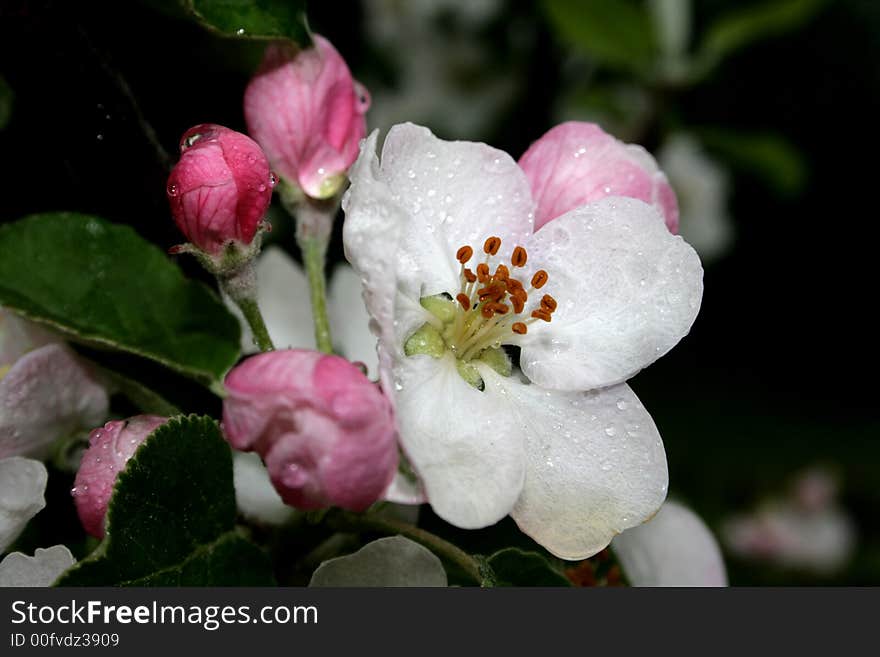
xmin=520 ymin=196 xmax=703 ymax=391
xmin=0 ymin=545 xmax=75 ymax=587
xmin=612 ymin=500 xmax=728 ymax=586
xmin=377 ymin=122 xmax=535 ymax=298
xmin=394 ymin=355 xmax=525 ymax=529
xmin=226 ymin=246 xmax=315 ymax=354
xmin=491 ymin=376 xmax=667 ymax=560
xmin=328 ymin=264 xmax=379 ymax=377
xmin=343 ymin=130 xmax=418 ymax=395
xmin=232 ymin=451 xmax=295 ymax=526
xmin=0 ymin=457 xmax=47 ymax=552
xmin=309 ymin=535 xmax=446 ymax=587
xmin=0 ymin=344 xmax=109 ymax=459
xmin=382 ymin=469 xmax=426 ymax=505
xmin=0 ymin=308 xmax=56 ymax=368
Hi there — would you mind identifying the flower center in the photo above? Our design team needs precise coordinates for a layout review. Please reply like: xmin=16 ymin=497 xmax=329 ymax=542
xmin=404 ymin=236 xmax=557 ymax=389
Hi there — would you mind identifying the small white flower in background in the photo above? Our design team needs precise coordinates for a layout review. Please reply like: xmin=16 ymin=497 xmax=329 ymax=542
xmin=362 ymin=0 xmax=516 ymax=140
xmin=658 ymin=134 xmax=733 ymax=263
xmin=0 ymin=456 xmax=74 ymax=587
xmin=612 ymin=499 xmax=727 ymax=586
xmin=721 ymin=467 xmax=856 ymax=574
xmin=342 ymin=123 xmax=703 ymax=559
xmin=0 ymin=308 xmax=109 ymax=459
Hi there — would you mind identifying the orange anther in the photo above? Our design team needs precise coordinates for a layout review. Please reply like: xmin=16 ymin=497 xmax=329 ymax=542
xmin=456 ymin=245 xmax=473 ymax=264
xmin=540 ymin=294 xmax=558 ymax=312
xmin=531 ymin=270 xmax=549 ymax=289
xmin=510 ymin=295 xmax=525 ymax=314
xmin=511 ymin=246 xmax=527 ymax=267
xmin=477 ymin=283 xmax=505 ymax=302
xmin=512 ymin=322 xmax=528 ymax=335
xmin=480 ymin=305 xmax=495 ymax=319
xmin=476 ymin=263 xmax=490 ymax=282
xmin=531 ymin=309 xmax=552 ymax=322
xmin=456 ymin=293 xmax=471 ymax=310
xmin=493 ymin=264 xmax=510 ymax=281
xmin=507 ymin=278 xmax=524 ymax=294
xmin=483 ymin=236 xmax=502 ymax=255
xmin=463 ymin=268 xmax=477 ymax=283
xmin=486 ymin=302 xmax=509 ymax=315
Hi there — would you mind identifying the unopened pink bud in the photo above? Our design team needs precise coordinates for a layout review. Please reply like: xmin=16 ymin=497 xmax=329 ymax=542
xmin=519 ymin=122 xmax=679 ymax=233
xmin=166 ymin=124 xmax=275 ymax=256
xmin=244 ymin=36 xmax=370 ymax=200
xmin=222 ymin=350 xmax=397 ymax=512
xmin=72 ymin=415 xmax=167 ymax=538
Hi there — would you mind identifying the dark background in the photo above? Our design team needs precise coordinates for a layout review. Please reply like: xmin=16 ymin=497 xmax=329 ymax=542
xmin=1 ymin=0 xmax=877 ymax=584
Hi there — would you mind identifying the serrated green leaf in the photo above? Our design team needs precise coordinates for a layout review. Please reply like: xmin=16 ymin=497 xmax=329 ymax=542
xmin=696 ymin=128 xmax=807 ymax=195
xmin=695 ymin=0 xmax=826 ymax=76
xmin=0 ymin=213 xmax=241 ymax=388
xmin=55 ymin=415 xmax=273 ymax=586
xmin=182 ymin=0 xmax=311 ymax=45
xmin=487 ymin=547 xmax=572 ymax=587
xmin=541 ymin=0 xmax=656 ymax=76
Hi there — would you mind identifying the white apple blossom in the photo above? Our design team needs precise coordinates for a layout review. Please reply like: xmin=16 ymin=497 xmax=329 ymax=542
xmin=341 ymin=123 xmax=703 ymax=559
xmin=612 ymin=499 xmax=727 ymax=586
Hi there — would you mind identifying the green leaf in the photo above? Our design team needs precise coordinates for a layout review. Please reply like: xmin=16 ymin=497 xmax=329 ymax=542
xmin=541 ymin=0 xmax=657 ymax=76
xmin=0 ymin=75 xmax=13 ymax=130
xmin=55 ymin=415 xmax=274 ymax=586
xmin=309 ymin=536 xmax=448 ymax=587
xmin=695 ymin=0 xmax=826 ymax=75
xmin=696 ymin=128 xmax=807 ymax=195
xmin=486 ymin=548 xmax=572 ymax=587
xmin=0 ymin=213 xmax=241 ymax=388
xmin=182 ymin=0 xmax=310 ymax=45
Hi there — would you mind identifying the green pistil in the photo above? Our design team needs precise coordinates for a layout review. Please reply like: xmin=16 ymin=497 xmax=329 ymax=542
xmin=404 ymin=294 xmax=512 ymax=390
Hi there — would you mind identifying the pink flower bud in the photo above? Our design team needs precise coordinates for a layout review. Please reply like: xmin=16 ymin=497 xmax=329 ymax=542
xmin=72 ymin=415 xmax=167 ymax=538
xmin=519 ymin=122 xmax=679 ymax=233
xmin=244 ymin=36 xmax=370 ymax=200
xmin=166 ymin=124 xmax=274 ymax=256
xmin=222 ymin=350 xmax=397 ymax=512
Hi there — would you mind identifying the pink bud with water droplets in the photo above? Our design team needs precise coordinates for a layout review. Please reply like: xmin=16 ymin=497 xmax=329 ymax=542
xmin=519 ymin=121 xmax=679 ymax=233
xmin=166 ymin=124 xmax=275 ymax=258
xmin=222 ymin=350 xmax=397 ymax=512
xmin=244 ymin=36 xmax=370 ymax=200
xmin=72 ymin=415 xmax=167 ymax=538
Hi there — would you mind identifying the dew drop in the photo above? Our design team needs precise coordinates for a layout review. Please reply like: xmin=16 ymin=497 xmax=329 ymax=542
xmin=269 ymin=172 xmax=278 ymax=187
xmin=604 ymin=425 xmax=617 ymax=437
xmin=236 ymin=27 xmax=246 ymax=36
xmin=258 ymin=183 xmax=267 ymax=192
xmin=407 ymin=169 xmax=416 ymax=179
xmin=167 ymin=183 xmax=178 ymax=197
xmin=616 ymin=399 xmax=628 ymax=411
xmin=600 ymin=462 xmax=612 ymax=472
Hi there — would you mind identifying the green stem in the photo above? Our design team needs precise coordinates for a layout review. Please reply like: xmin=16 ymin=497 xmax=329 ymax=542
xmin=279 ymin=184 xmax=337 ymax=354
xmin=324 ymin=509 xmax=487 ymax=586
xmin=301 ymin=236 xmax=334 ymax=354
xmin=219 ymin=260 xmax=274 ymax=352
xmin=237 ymin=296 xmax=275 ymax=353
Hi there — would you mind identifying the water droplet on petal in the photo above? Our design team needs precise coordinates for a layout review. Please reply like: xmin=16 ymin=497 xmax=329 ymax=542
xmin=167 ymin=183 xmax=178 ymax=197
xmin=269 ymin=172 xmax=278 ymax=187
xmin=616 ymin=399 xmax=628 ymax=411
xmin=604 ymin=426 xmax=617 ymax=437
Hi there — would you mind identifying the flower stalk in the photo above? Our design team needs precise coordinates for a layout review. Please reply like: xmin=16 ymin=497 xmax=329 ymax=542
xmin=219 ymin=261 xmax=275 ymax=352
xmin=280 ymin=184 xmax=337 ymax=354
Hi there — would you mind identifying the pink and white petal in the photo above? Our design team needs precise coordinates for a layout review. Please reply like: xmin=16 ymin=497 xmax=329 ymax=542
xmin=377 ymin=123 xmax=536 ymax=298
xmin=612 ymin=500 xmax=728 ymax=586
xmin=394 ymin=354 xmax=525 ymax=529
xmin=519 ymin=197 xmax=702 ymax=391
xmin=0 ymin=344 xmax=109 ymax=459
xmin=518 ymin=121 xmax=678 ymax=232
xmin=328 ymin=264 xmax=379 ymax=377
xmin=0 ymin=457 xmax=47 ymax=552
xmin=0 ymin=545 xmax=75 ymax=587
xmin=490 ymin=375 xmax=668 ymax=560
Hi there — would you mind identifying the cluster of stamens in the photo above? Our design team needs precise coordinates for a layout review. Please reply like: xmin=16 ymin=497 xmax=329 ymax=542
xmin=445 ymin=236 xmax=557 ymax=361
